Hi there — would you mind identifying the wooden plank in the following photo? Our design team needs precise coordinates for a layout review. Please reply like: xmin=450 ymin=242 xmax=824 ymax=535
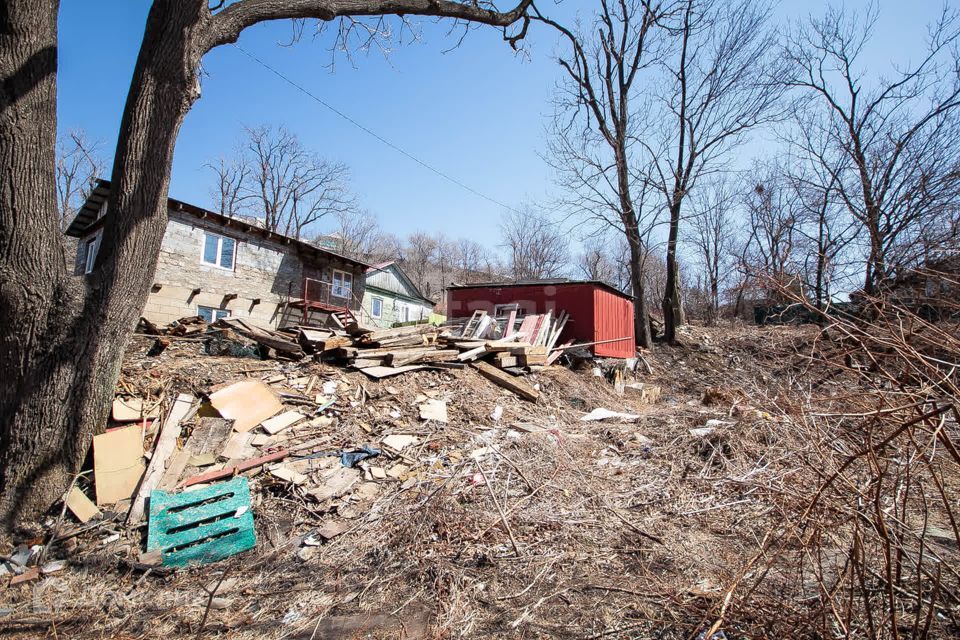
xmin=358 ymin=365 xmax=428 ymax=379
xmin=471 ymin=361 xmax=539 ymax=402
xmin=484 ymin=339 xmax=529 ymax=352
xmin=504 ymin=309 xmax=518 ymax=337
xmin=180 ymin=449 xmax=289 ymax=488
xmin=495 ymin=355 xmax=518 ymax=368
xmin=519 ymin=354 xmax=548 ymax=366
xmin=128 ymin=393 xmax=196 ymax=524
xmin=457 ymin=344 xmax=488 ymax=362
xmin=388 ymin=348 xmax=459 ymax=367
xmin=546 ymin=339 xmax=574 ymax=365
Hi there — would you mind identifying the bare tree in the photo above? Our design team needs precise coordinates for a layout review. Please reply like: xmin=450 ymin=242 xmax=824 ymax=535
xmin=206 ymin=154 xmax=251 ymax=217
xmin=55 ymin=130 xmax=104 ymax=229
xmin=577 ymin=236 xmax=620 ymax=286
xmin=648 ymin=0 xmax=782 ymax=342
xmin=500 ymin=206 xmax=570 ymax=280
xmin=784 ymin=155 xmax=860 ymax=308
xmin=783 ymin=4 xmax=960 ymax=294
xmin=0 ymin=0 xmax=534 ymax=532
xmin=537 ymin=0 xmax=673 ymax=349
xmin=323 ymin=208 xmax=392 ymax=261
xmin=686 ymin=176 xmax=736 ymax=323
xmin=451 ymin=237 xmax=490 ymax=283
xmin=741 ymin=163 xmax=804 ymax=303
xmin=242 ymin=124 xmax=353 ymax=239
xmin=401 ymin=232 xmax=439 ymax=296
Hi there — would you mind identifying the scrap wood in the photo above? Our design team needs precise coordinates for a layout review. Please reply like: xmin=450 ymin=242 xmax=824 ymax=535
xmin=388 ymin=348 xmax=459 ymax=367
xmin=260 ymin=410 xmax=306 ymax=435
xmin=208 ymin=379 xmax=283 ymax=433
xmin=472 ymin=361 xmax=539 ymax=402
xmin=65 ymin=486 xmax=100 ymax=523
xmin=545 ymin=339 xmax=574 ymax=365
xmin=215 ymin=317 xmax=304 ymax=358
xmin=358 ymin=365 xmax=428 ymax=379
xmin=180 ymin=449 xmax=289 ymax=487
xmin=128 ymin=393 xmax=197 ymax=523
xmin=93 ymin=424 xmax=146 ymax=506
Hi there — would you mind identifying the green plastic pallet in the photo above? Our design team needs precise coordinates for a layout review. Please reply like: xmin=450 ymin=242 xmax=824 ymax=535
xmin=147 ymin=476 xmax=256 ymax=567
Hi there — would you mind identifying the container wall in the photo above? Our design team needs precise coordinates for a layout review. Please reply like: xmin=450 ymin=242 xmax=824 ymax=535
xmin=593 ymin=288 xmax=636 ymax=358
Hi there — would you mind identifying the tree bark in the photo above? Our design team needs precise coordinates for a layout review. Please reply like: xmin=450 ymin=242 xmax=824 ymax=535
xmin=663 ymin=201 xmax=682 ymax=343
xmin=0 ymin=0 xmax=532 ymax=533
xmin=627 ymin=229 xmax=653 ymax=349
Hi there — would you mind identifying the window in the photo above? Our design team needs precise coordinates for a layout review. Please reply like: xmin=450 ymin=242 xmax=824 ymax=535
xmin=332 ymin=270 xmax=353 ymax=298
xmin=202 ymin=232 xmax=236 ymax=269
xmin=371 ymin=296 xmax=383 ymax=319
xmin=495 ymin=303 xmax=525 ymax=317
xmin=197 ymin=306 xmax=231 ymax=323
xmin=83 ymin=232 xmax=102 ymax=274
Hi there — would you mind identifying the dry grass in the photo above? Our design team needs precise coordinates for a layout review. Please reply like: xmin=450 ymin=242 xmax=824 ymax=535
xmin=1 ymin=318 xmax=957 ymax=639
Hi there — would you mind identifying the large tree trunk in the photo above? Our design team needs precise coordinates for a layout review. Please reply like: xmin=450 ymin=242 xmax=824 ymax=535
xmin=0 ymin=0 xmax=532 ymax=534
xmin=626 ymin=229 xmax=653 ymax=349
xmin=663 ymin=201 xmax=683 ymax=343
xmin=0 ymin=0 xmax=204 ymax=532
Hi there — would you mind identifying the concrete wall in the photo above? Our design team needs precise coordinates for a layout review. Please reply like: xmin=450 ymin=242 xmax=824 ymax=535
xmin=76 ymin=208 xmax=366 ymax=329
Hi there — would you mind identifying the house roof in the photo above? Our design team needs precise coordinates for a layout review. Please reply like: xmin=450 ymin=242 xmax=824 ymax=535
xmin=446 ymin=278 xmax=633 ymax=299
xmin=64 ymin=179 xmax=370 ymax=269
xmin=365 ymin=261 xmax=434 ymax=306
xmin=366 ymin=260 xmax=395 ymax=273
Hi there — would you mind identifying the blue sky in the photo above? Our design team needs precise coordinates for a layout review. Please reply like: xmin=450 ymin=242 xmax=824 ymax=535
xmin=57 ymin=1 xmax=939 ymax=249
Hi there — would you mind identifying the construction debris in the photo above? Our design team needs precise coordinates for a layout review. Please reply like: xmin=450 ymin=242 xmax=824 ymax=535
xmin=208 ymin=379 xmax=282 ymax=433
xmin=92 ymin=424 xmax=146 ymax=506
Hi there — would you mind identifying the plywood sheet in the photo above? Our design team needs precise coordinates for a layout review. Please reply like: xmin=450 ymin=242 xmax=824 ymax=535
xmin=208 ymin=380 xmax=282 ymax=433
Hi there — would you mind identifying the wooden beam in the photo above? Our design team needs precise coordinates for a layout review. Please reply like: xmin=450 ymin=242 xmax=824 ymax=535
xmin=472 ymin=361 xmax=539 ymax=402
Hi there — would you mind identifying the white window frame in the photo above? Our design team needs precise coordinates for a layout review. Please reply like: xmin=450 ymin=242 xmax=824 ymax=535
xmin=197 ymin=305 xmax=231 ymax=323
xmin=83 ymin=230 xmax=102 ymax=274
xmin=332 ymin=269 xmax=353 ymax=298
xmin=201 ymin=232 xmax=236 ymax=270
xmin=371 ymin=296 xmax=383 ymax=319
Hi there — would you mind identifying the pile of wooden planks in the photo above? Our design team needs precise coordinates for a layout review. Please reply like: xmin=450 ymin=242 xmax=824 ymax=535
xmin=443 ymin=310 xmax=570 ymax=370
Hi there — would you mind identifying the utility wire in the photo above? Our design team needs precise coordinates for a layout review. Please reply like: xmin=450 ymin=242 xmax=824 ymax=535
xmin=232 ymin=44 xmax=522 ymax=215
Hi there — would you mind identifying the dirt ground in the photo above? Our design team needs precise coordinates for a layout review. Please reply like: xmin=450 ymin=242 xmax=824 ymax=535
xmin=1 ymin=323 xmax=957 ymax=639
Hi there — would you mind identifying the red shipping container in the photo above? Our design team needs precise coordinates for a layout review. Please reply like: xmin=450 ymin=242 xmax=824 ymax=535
xmin=446 ymin=280 xmax=635 ymax=358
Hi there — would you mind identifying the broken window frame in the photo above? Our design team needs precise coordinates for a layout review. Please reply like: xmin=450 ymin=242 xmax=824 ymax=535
xmin=332 ymin=269 xmax=353 ymax=299
xmin=83 ymin=230 xmax=102 ymax=274
xmin=197 ymin=305 xmax=231 ymax=323
xmin=371 ymin=296 xmax=383 ymax=319
xmin=201 ymin=232 xmax=236 ymax=270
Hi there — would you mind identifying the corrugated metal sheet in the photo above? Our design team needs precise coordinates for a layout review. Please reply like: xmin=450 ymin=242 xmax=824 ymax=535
xmin=447 ymin=282 xmax=635 ymax=358
xmin=593 ymin=288 xmax=635 ymax=358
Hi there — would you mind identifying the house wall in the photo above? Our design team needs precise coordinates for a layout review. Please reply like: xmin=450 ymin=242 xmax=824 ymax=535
xmin=75 ymin=209 xmax=366 ymax=328
xmin=361 ymin=288 xmax=433 ymax=328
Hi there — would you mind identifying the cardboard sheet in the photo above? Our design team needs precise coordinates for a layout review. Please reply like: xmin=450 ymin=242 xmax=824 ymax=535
xmin=93 ymin=424 xmax=146 ymax=505
xmin=65 ymin=486 xmax=100 ymax=523
xmin=208 ymin=380 xmax=282 ymax=433
xmin=260 ymin=410 xmax=306 ymax=435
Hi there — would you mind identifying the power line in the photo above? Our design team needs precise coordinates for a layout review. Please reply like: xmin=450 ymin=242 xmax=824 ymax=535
xmin=232 ymin=44 xmax=522 ymax=215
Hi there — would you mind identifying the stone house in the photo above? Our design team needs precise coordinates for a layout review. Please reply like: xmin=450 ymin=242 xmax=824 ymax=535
xmin=65 ymin=180 xmax=368 ymax=329
xmin=361 ymin=261 xmax=435 ymax=328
